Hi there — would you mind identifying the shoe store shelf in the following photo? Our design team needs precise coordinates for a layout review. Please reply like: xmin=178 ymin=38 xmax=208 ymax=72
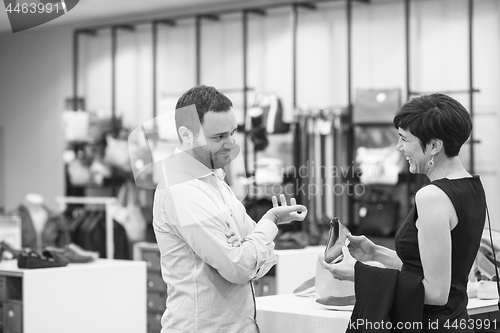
xmin=133 ymin=242 xmax=165 ymax=333
xmin=0 ymin=259 xmax=147 ymax=333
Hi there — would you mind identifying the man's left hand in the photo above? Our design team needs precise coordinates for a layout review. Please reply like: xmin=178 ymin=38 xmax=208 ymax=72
xmin=262 ymin=194 xmax=308 ymax=225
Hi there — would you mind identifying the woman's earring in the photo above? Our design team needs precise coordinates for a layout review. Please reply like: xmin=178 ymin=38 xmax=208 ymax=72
xmin=427 ymin=155 xmax=435 ymax=167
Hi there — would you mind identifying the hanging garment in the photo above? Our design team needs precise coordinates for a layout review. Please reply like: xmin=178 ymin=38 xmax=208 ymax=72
xmin=306 ymin=111 xmax=321 ymax=244
xmin=17 ymin=205 xmax=70 ymax=251
xmin=70 ymin=209 xmax=131 ymax=259
xmin=294 ymin=107 xmax=332 ymax=243
xmin=297 ymin=112 xmax=309 ymax=208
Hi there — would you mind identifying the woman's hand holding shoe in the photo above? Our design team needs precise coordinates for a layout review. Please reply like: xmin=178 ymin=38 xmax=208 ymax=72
xmin=346 ymin=234 xmax=378 ymax=262
xmin=262 ymin=194 xmax=308 ymax=225
xmin=320 ymin=246 xmax=357 ymax=282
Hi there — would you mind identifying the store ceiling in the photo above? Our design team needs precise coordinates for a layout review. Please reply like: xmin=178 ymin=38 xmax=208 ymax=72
xmin=0 ymin=0 xmax=262 ymax=33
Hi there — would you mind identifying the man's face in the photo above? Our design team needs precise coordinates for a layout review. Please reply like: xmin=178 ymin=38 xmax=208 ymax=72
xmin=192 ymin=109 xmax=238 ymax=169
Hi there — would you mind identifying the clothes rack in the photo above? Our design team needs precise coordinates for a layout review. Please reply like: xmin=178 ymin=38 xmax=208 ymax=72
xmin=56 ymin=196 xmax=117 ymax=259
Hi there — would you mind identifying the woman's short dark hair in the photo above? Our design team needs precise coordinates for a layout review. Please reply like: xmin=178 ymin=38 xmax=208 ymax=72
xmin=393 ymin=93 xmax=472 ymax=157
xmin=175 ymin=85 xmax=233 ymax=140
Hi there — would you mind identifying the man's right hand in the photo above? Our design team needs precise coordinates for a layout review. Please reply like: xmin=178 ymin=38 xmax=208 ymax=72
xmin=262 ymin=194 xmax=308 ymax=225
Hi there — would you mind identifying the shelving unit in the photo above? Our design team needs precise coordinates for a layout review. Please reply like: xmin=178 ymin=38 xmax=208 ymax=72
xmin=133 ymin=242 xmax=166 ymax=333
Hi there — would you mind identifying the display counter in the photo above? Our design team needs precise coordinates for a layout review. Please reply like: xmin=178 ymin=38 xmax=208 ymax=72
xmin=256 ymin=294 xmax=499 ymax=333
xmin=0 ymin=259 xmax=147 ymax=333
xmin=272 ymin=246 xmax=323 ymax=295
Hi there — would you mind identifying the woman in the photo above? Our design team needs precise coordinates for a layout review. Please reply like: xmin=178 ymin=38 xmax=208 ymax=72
xmin=322 ymin=93 xmax=486 ymax=332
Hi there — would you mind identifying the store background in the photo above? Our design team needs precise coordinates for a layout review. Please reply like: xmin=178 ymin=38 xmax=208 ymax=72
xmin=0 ymin=0 xmax=499 ymax=229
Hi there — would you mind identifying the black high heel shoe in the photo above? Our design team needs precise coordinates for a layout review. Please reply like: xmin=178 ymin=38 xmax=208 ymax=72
xmin=324 ymin=217 xmax=350 ymax=264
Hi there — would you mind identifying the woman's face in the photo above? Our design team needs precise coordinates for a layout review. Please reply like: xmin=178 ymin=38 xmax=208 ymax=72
xmin=396 ymin=127 xmax=431 ymax=174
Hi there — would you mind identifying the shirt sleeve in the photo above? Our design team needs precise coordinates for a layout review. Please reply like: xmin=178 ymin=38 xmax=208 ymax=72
xmin=159 ymin=183 xmax=278 ymax=284
xmin=242 ymin=212 xmax=278 ymax=280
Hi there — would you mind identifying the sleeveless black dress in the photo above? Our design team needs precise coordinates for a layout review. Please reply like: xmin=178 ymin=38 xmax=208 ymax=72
xmin=395 ymin=176 xmax=486 ymax=332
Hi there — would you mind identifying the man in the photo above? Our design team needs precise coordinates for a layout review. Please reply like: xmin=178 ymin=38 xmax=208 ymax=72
xmin=153 ymin=85 xmax=307 ymax=333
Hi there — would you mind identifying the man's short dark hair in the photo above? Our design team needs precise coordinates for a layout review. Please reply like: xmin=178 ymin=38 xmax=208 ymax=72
xmin=175 ymin=85 xmax=233 ymax=140
xmin=393 ymin=93 xmax=472 ymax=157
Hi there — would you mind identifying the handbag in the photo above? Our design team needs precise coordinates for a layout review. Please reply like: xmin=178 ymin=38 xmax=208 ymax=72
xmin=292 ymin=258 xmax=356 ymax=306
xmin=104 ymin=134 xmax=132 ymax=172
xmin=112 ymin=181 xmax=146 ymax=243
xmin=315 ymin=253 xmax=355 ymax=299
xmin=356 ymin=189 xmax=399 ymax=237
xmin=356 ymin=146 xmax=402 ymax=185
xmin=62 ymin=110 xmax=89 ymax=142
xmin=293 ymin=218 xmax=356 ymax=307
xmin=353 ymin=88 xmax=401 ymax=124
xmin=67 ymin=157 xmax=91 ymax=186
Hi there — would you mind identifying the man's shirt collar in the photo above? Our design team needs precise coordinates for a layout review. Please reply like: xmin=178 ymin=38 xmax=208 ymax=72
xmin=158 ymin=148 xmax=225 ymax=188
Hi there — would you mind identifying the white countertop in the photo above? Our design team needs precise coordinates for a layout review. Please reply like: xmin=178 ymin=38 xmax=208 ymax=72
xmin=256 ymin=294 xmax=499 ymax=333
xmin=0 ymin=258 xmax=144 ymax=276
